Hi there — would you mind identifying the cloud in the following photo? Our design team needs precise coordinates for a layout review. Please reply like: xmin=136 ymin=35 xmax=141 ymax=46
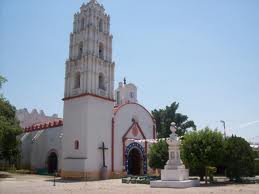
xmin=239 ymin=120 xmax=259 ymax=129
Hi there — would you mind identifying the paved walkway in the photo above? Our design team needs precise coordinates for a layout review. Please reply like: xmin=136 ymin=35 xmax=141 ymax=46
xmin=0 ymin=174 xmax=259 ymax=194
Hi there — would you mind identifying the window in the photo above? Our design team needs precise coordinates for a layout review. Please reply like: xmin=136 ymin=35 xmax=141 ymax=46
xmin=74 ymin=72 xmax=80 ymax=89
xmin=99 ymin=42 xmax=104 ymax=59
xmin=74 ymin=140 xmax=79 ymax=150
xmin=130 ymin=92 xmax=134 ymax=98
xmin=98 ymin=73 xmax=105 ymax=90
xmin=99 ymin=19 xmax=103 ymax=32
xmin=81 ymin=18 xmax=85 ymax=30
xmin=78 ymin=42 xmax=83 ymax=58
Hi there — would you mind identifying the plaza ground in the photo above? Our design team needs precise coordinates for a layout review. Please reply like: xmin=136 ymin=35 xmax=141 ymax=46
xmin=0 ymin=173 xmax=259 ymax=194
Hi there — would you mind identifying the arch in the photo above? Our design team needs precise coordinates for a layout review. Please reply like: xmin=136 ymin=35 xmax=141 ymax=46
xmin=98 ymin=72 xmax=105 ymax=90
xmin=47 ymin=151 xmax=58 ymax=174
xmin=98 ymin=42 xmax=104 ymax=59
xmin=114 ymin=102 xmax=154 ymax=121
xmin=99 ymin=19 xmax=103 ymax=32
xmin=125 ymin=142 xmax=147 ymax=175
xmin=80 ymin=18 xmax=85 ymax=30
xmin=73 ymin=72 xmax=80 ymax=89
xmin=78 ymin=42 xmax=83 ymax=58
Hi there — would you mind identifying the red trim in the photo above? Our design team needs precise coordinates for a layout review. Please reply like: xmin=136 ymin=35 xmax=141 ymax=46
xmin=136 ymin=123 xmax=146 ymax=139
xmin=111 ymin=118 xmax=115 ymax=172
xmin=113 ymin=102 xmax=154 ymax=120
xmin=122 ymin=138 xmax=126 ymax=166
xmin=24 ymin=119 xmax=63 ymax=133
xmin=122 ymin=122 xmax=146 ymax=140
xmin=63 ymin=92 xmax=115 ymax=102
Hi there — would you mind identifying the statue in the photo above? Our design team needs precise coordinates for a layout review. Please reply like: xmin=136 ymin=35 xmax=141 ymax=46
xmin=150 ymin=122 xmax=200 ymax=188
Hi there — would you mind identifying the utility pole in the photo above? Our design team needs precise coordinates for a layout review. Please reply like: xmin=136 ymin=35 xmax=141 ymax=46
xmin=220 ymin=120 xmax=226 ymax=139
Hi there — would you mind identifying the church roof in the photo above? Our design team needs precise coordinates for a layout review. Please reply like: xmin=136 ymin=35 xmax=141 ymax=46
xmin=24 ymin=118 xmax=63 ymax=133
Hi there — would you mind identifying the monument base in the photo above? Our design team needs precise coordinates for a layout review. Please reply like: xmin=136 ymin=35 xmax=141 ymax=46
xmin=161 ymin=168 xmax=189 ymax=181
xmin=150 ymin=179 xmax=200 ymax=188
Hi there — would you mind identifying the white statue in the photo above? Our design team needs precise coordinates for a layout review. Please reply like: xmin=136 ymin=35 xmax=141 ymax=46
xmin=150 ymin=121 xmax=200 ymax=188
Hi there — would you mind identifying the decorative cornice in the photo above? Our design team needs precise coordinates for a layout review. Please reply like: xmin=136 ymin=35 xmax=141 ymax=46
xmin=63 ymin=92 xmax=115 ymax=102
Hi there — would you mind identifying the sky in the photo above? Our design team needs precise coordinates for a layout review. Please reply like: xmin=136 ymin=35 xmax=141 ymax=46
xmin=0 ymin=0 xmax=259 ymax=142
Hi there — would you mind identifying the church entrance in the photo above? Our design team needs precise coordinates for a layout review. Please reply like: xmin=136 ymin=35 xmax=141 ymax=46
xmin=47 ymin=152 xmax=58 ymax=174
xmin=128 ymin=148 xmax=142 ymax=175
xmin=125 ymin=142 xmax=147 ymax=176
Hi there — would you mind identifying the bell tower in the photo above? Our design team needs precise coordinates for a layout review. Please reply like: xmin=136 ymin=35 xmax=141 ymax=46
xmin=62 ymin=0 xmax=115 ymax=180
xmin=64 ymin=0 xmax=115 ymax=99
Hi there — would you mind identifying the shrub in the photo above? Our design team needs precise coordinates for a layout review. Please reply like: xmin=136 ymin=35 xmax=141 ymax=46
xmin=148 ymin=139 xmax=168 ymax=170
xmin=181 ymin=128 xmax=224 ymax=182
xmin=255 ymin=160 xmax=259 ymax=175
xmin=224 ymin=136 xmax=255 ymax=180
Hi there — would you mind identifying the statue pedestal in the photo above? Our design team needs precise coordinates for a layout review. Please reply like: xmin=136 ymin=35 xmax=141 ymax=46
xmin=161 ymin=168 xmax=189 ymax=181
xmin=150 ymin=179 xmax=200 ymax=188
xmin=150 ymin=123 xmax=200 ymax=188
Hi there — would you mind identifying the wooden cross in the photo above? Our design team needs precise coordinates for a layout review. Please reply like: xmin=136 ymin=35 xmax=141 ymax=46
xmin=98 ymin=142 xmax=108 ymax=167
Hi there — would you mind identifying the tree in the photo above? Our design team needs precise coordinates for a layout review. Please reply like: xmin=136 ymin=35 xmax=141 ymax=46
xmin=0 ymin=75 xmax=7 ymax=89
xmin=224 ymin=135 xmax=255 ymax=180
xmin=181 ymin=127 xmax=224 ymax=181
xmin=0 ymin=75 xmax=22 ymax=164
xmin=152 ymin=102 xmax=196 ymax=138
xmin=148 ymin=139 xmax=168 ymax=171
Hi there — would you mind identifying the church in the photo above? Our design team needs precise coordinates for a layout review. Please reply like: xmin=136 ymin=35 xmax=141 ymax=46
xmin=19 ymin=0 xmax=156 ymax=180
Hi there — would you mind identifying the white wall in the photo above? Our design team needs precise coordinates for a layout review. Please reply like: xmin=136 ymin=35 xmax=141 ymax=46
xmin=62 ymin=95 xmax=113 ymax=173
xmin=20 ymin=126 xmax=62 ymax=171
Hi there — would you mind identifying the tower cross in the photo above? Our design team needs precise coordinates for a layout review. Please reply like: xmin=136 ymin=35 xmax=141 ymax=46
xmin=98 ymin=142 xmax=108 ymax=167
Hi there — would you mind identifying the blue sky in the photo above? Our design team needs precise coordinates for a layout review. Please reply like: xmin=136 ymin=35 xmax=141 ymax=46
xmin=1 ymin=0 xmax=259 ymax=142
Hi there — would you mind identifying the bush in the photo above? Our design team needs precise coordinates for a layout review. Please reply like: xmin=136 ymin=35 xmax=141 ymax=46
xmin=255 ymin=160 xmax=259 ymax=175
xmin=181 ymin=128 xmax=224 ymax=182
xmin=148 ymin=139 xmax=168 ymax=170
xmin=224 ymin=136 xmax=255 ymax=180
xmin=207 ymin=166 xmax=217 ymax=183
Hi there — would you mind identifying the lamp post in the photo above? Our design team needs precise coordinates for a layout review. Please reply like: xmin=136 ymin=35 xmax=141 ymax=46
xmin=220 ymin=120 xmax=226 ymax=139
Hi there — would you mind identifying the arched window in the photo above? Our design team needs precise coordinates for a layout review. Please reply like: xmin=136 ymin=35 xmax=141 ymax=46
xmin=74 ymin=72 xmax=80 ymax=89
xmin=99 ymin=42 xmax=104 ymax=59
xmin=99 ymin=19 xmax=103 ymax=32
xmin=98 ymin=73 xmax=105 ymax=90
xmin=81 ymin=18 xmax=85 ymax=30
xmin=74 ymin=140 xmax=79 ymax=150
xmin=78 ymin=42 xmax=83 ymax=58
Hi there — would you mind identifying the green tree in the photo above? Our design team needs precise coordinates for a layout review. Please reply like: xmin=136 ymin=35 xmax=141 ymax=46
xmin=0 ymin=75 xmax=22 ymax=164
xmin=0 ymin=75 xmax=7 ymax=89
xmin=181 ymin=127 xmax=224 ymax=181
xmin=152 ymin=102 xmax=196 ymax=138
xmin=148 ymin=139 xmax=168 ymax=171
xmin=224 ymin=135 xmax=255 ymax=180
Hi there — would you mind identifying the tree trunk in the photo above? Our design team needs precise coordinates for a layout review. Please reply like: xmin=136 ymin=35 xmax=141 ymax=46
xmin=205 ymin=167 xmax=208 ymax=184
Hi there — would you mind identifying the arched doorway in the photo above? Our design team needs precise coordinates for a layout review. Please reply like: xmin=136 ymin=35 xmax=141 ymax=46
xmin=47 ymin=152 xmax=58 ymax=174
xmin=125 ymin=142 xmax=147 ymax=175
xmin=128 ymin=148 xmax=142 ymax=175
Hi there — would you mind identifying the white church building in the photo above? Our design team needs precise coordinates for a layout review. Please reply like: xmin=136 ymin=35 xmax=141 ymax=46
xmin=19 ymin=0 xmax=156 ymax=180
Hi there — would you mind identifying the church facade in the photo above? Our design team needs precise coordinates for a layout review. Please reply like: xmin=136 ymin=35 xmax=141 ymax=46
xmin=19 ymin=0 xmax=156 ymax=180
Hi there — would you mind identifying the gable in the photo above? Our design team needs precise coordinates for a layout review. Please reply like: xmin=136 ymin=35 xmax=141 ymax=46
xmin=123 ymin=122 xmax=146 ymax=140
